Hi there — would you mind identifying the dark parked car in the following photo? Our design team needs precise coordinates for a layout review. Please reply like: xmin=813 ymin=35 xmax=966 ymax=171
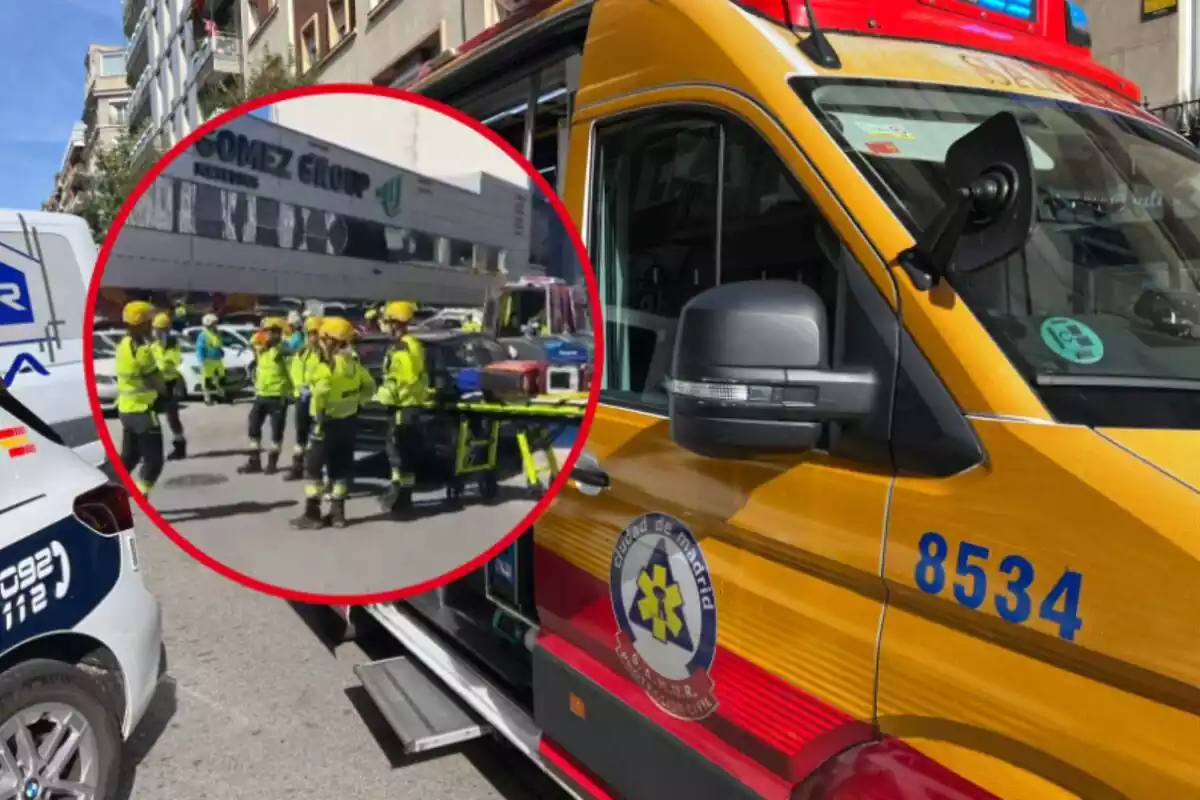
xmin=355 ymin=330 xmax=512 ymax=458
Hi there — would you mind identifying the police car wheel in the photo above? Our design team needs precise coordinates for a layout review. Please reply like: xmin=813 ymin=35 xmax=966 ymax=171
xmin=0 ymin=659 xmax=122 ymax=800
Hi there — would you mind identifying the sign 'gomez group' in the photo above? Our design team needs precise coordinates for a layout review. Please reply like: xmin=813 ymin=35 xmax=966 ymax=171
xmin=192 ymin=129 xmax=372 ymax=199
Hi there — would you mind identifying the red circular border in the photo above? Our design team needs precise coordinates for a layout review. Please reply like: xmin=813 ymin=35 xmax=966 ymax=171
xmin=83 ymin=83 xmax=604 ymax=606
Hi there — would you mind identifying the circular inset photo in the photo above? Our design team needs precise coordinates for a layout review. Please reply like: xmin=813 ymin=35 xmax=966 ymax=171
xmin=85 ymin=85 xmax=599 ymax=602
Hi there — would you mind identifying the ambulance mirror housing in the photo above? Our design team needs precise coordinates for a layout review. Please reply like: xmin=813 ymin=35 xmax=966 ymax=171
xmin=667 ymin=281 xmax=876 ymax=460
xmin=900 ymin=111 xmax=1036 ymax=288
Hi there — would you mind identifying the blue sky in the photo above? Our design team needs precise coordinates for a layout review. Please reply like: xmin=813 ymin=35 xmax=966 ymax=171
xmin=0 ymin=0 xmax=125 ymax=210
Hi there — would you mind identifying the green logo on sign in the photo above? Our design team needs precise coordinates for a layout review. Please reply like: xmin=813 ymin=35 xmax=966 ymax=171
xmin=377 ymin=175 xmax=402 ymax=217
xmin=1040 ymin=316 xmax=1104 ymax=365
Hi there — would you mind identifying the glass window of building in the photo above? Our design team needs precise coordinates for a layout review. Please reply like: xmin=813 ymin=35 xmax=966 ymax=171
xmin=448 ymin=238 xmax=476 ymax=269
xmin=99 ymin=52 xmax=125 ymax=77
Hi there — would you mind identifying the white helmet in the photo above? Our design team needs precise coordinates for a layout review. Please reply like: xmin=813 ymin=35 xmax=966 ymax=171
xmin=202 ymin=313 xmax=218 ymax=326
xmin=287 ymin=310 xmax=302 ymax=326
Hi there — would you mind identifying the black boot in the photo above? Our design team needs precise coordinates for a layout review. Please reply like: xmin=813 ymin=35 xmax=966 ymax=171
xmin=283 ymin=455 xmax=304 ymax=481
xmin=264 ymin=452 xmax=280 ymax=475
xmin=330 ymin=498 xmax=348 ymax=529
xmin=237 ymin=452 xmax=263 ymax=474
xmin=167 ymin=439 xmax=187 ymax=461
xmin=291 ymin=498 xmax=325 ymax=529
xmin=381 ymin=484 xmax=413 ymax=518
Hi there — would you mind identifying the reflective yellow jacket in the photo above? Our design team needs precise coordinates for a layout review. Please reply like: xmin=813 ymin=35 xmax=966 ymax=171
xmin=151 ymin=338 xmax=183 ymax=382
xmin=116 ymin=336 xmax=160 ymax=414
xmin=254 ymin=345 xmax=292 ymax=398
xmin=377 ymin=334 xmax=429 ymax=407
xmin=310 ymin=351 xmax=376 ymax=421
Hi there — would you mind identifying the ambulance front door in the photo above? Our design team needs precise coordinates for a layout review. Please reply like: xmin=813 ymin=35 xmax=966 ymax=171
xmin=532 ymin=88 xmax=904 ymax=798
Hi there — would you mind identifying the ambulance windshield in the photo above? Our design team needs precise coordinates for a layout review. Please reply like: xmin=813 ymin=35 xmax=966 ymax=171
xmin=803 ymin=80 xmax=1200 ymax=429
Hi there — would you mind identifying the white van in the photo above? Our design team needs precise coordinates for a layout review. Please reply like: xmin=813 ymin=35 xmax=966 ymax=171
xmin=0 ymin=384 xmax=164 ymax=797
xmin=0 ymin=210 xmax=104 ymax=467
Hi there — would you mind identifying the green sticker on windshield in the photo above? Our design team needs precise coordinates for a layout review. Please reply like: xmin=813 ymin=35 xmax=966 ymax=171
xmin=1040 ymin=317 xmax=1104 ymax=365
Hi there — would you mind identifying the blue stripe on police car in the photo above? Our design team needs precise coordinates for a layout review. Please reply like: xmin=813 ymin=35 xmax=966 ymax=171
xmin=0 ymin=515 xmax=122 ymax=655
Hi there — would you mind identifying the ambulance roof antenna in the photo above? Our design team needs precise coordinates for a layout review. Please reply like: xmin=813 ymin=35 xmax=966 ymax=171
xmin=796 ymin=0 xmax=842 ymax=70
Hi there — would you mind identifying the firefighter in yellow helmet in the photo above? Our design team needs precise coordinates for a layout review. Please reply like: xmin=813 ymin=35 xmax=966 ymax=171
xmin=292 ymin=317 xmax=376 ymax=529
xmin=238 ymin=316 xmax=292 ymax=475
xmin=150 ymin=311 xmax=187 ymax=460
xmin=283 ymin=315 xmax=324 ymax=482
xmin=375 ymin=300 xmax=430 ymax=517
xmin=116 ymin=301 xmax=168 ymax=496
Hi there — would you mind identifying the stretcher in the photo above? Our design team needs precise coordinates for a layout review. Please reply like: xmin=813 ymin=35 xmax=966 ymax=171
xmin=402 ymin=392 xmax=587 ymax=506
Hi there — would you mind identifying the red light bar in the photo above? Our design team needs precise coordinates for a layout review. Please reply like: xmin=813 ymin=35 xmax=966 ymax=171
xmin=751 ymin=0 xmax=1140 ymax=103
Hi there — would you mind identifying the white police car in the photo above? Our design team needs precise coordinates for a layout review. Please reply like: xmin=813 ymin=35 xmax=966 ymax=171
xmin=0 ymin=211 xmax=104 ymax=467
xmin=0 ymin=383 xmax=164 ymax=798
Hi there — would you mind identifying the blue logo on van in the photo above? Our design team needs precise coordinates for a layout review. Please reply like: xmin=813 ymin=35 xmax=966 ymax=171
xmin=2 ymin=353 xmax=49 ymax=388
xmin=0 ymin=261 xmax=34 ymax=327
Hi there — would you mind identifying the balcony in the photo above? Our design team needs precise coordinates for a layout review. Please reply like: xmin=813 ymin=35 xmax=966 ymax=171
xmin=125 ymin=8 xmax=151 ymax=84
xmin=128 ymin=7 xmax=150 ymax=61
xmin=1148 ymin=100 xmax=1200 ymax=146
xmin=192 ymin=31 xmax=242 ymax=87
xmin=132 ymin=124 xmax=155 ymax=162
xmin=129 ymin=68 xmax=152 ymax=125
xmin=123 ymin=0 xmax=147 ymax=38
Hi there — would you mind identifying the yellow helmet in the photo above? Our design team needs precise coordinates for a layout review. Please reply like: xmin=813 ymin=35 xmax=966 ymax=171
xmin=261 ymin=316 xmax=285 ymax=331
xmin=384 ymin=301 xmax=416 ymax=323
xmin=304 ymin=315 xmax=324 ymax=333
xmin=151 ymin=312 xmax=172 ymax=330
xmin=365 ymin=308 xmax=378 ymax=320
xmin=122 ymin=301 xmax=155 ymax=326
xmin=319 ymin=316 xmax=355 ymax=342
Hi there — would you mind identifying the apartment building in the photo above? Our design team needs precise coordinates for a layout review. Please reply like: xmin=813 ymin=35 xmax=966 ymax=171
xmin=1081 ymin=0 xmax=1200 ymax=135
xmin=240 ymin=0 xmax=515 ymax=90
xmin=44 ymin=124 xmax=88 ymax=213
xmin=45 ymin=45 xmax=132 ymax=211
xmin=123 ymin=0 xmax=244 ymax=162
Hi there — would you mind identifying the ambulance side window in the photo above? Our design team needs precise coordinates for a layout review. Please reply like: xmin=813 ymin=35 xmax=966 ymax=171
xmin=591 ymin=111 xmax=837 ymax=412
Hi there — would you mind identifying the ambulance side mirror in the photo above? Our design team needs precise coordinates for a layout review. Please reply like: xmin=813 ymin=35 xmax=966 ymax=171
xmin=900 ymin=110 xmax=1036 ymax=288
xmin=667 ymin=281 xmax=876 ymax=460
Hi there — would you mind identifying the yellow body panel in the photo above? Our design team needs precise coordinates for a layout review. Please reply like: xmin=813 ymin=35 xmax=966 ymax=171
xmin=432 ymin=0 xmax=1200 ymax=796
xmin=881 ymin=420 xmax=1200 ymax=797
xmin=543 ymin=404 xmax=885 ymax=724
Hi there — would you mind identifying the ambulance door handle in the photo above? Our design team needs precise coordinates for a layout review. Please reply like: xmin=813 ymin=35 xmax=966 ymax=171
xmin=571 ymin=465 xmax=608 ymax=489
xmin=570 ymin=452 xmax=609 ymax=496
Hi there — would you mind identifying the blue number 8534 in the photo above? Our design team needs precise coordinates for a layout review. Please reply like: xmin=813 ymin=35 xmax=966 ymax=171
xmin=914 ymin=532 xmax=1084 ymax=642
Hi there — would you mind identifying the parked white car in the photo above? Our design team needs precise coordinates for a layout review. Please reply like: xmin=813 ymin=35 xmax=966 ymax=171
xmin=91 ymin=335 xmax=118 ymax=414
xmin=93 ymin=328 xmax=250 ymax=399
xmin=180 ymin=325 xmax=253 ymax=392
xmin=0 ymin=386 xmax=165 ymax=797
xmin=416 ymin=307 xmax=483 ymax=331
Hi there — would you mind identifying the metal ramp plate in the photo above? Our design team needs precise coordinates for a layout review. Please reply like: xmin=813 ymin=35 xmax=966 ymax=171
xmin=354 ymin=656 xmax=492 ymax=754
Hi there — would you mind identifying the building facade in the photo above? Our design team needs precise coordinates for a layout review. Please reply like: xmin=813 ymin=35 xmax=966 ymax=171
xmin=1082 ymin=0 xmax=1199 ymax=133
xmin=45 ymin=124 xmax=88 ymax=213
xmin=104 ymin=110 xmax=534 ymax=304
xmin=240 ymin=0 xmax=514 ymax=90
xmin=124 ymin=0 xmax=243 ymax=162
xmin=46 ymin=45 xmax=132 ymax=212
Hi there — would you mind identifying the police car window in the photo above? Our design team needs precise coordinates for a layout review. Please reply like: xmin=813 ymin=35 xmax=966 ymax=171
xmin=0 ymin=231 xmax=86 ymax=345
xmin=591 ymin=111 xmax=839 ymax=411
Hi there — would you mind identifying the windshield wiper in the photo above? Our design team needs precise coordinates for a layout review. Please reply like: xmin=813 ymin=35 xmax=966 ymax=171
xmin=1036 ymin=375 xmax=1200 ymax=390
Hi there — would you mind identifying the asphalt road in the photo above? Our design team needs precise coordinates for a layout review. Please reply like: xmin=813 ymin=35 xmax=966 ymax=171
xmin=103 ymin=397 xmax=568 ymax=596
xmin=119 ymin=501 xmax=569 ymax=799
